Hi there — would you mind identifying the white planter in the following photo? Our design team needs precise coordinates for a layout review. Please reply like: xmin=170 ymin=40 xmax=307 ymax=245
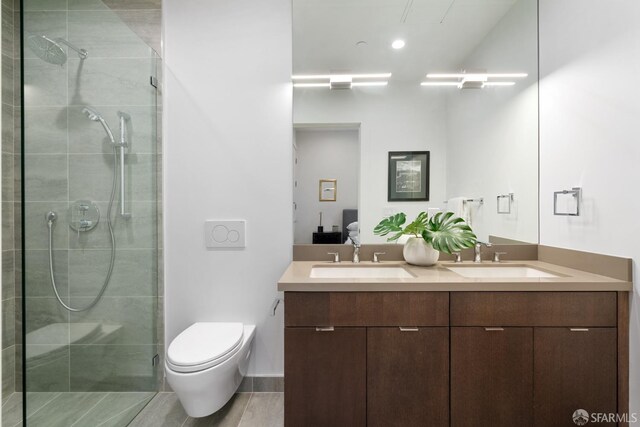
xmin=403 ymin=237 xmax=440 ymax=266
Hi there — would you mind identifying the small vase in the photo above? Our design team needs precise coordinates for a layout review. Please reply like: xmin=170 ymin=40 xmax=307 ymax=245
xmin=403 ymin=236 xmax=440 ymax=266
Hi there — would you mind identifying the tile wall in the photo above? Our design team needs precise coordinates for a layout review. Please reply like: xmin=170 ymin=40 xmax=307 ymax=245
xmin=21 ymin=0 xmax=162 ymax=393
xmin=1 ymin=0 xmax=22 ymax=404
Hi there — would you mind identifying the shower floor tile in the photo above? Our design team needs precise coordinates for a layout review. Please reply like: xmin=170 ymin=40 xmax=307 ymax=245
xmin=1 ymin=391 xmax=155 ymax=427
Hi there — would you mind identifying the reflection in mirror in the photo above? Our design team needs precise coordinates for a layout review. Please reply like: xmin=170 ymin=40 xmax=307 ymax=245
xmin=319 ymin=179 xmax=338 ymax=202
xmin=292 ymin=0 xmax=539 ymax=245
xmin=293 ymin=127 xmax=360 ymax=244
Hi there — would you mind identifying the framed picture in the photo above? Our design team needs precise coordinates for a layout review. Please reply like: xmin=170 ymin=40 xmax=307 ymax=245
xmin=388 ymin=151 xmax=430 ymax=201
xmin=319 ymin=179 xmax=337 ymax=201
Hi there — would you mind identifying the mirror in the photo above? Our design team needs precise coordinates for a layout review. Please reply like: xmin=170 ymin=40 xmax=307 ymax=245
xmin=292 ymin=0 xmax=538 ymax=245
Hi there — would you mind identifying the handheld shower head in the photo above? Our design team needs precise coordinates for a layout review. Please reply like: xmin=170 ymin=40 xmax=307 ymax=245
xmin=82 ymin=107 xmax=100 ymax=121
xmin=82 ymin=107 xmax=115 ymax=144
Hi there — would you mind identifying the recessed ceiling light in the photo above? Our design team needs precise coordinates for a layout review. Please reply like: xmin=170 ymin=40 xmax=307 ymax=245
xmin=391 ymin=39 xmax=405 ymax=50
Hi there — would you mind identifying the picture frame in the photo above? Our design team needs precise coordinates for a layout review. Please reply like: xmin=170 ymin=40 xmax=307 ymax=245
xmin=319 ymin=179 xmax=337 ymax=201
xmin=388 ymin=151 xmax=430 ymax=201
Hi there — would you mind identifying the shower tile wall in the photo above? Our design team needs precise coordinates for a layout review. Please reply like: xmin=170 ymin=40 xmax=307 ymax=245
xmin=22 ymin=0 xmax=162 ymax=394
xmin=1 ymin=0 xmax=21 ymax=407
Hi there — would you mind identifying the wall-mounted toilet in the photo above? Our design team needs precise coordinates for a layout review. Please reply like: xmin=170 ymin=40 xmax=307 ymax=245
xmin=165 ymin=322 xmax=256 ymax=417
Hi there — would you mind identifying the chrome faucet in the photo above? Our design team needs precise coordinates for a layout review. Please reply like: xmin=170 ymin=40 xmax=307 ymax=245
xmin=353 ymin=244 xmax=361 ymax=263
xmin=474 ymin=241 xmax=493 ymax=263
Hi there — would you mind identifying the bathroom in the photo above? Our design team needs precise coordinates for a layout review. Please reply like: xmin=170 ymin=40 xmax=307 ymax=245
xmin=0 ymin=0 xmax=639 ymax=426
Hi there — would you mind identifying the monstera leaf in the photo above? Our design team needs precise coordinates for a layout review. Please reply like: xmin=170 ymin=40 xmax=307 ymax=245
xmin=421 ymin=211 xmax=477 ymax=254
xmin=374 ymin=211 xmax=432 ymax=242
xmin=373 ymin=212 xmax=407 ymax=242
xmin=402 ymin=211 xmax=430 ymax=237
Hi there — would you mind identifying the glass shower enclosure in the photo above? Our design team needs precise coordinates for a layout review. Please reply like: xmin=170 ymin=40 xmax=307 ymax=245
xmin=21 ymin=3 xmax=161 ymax=425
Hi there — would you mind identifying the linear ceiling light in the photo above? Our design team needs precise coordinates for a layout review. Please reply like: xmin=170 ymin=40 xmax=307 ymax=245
xmin=293 ymin=83 xmax=331 ymax=88
xmin=292 ymin=73 xmax=392 ymax=80
xmin=426 ymin=73 xmax=527 ymax=79
xmin=351 ymin=81 xmax=388 ymax=87
xmin=422 ymin=71 xmax=526 ymax=89
xmin=483 ymin=81 xmax=516 ymax=86
xmin=292 ymin=73 xmax=391 ymax=90
xmin=420 ymin=82 xmax=460 ymax=86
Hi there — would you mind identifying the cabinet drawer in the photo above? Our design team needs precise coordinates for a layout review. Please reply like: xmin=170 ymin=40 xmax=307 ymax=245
xmin=451 ymin=292 xmax=617 ymax=327
xmin=285 ymin=292 xmax=449 ymax=327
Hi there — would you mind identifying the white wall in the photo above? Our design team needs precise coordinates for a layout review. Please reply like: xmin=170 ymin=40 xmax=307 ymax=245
xmin=446 ymin=0 xmax=538 ymax=244
xmin=163 ymin=0 xmax=292 ymax=375
xmin=539 ymin=0 xmax=640 ymax=416
xmin=294 ymin=129 xmax=359 ymax=244
xmin=294 ymin=83 xmax=448 ymax=243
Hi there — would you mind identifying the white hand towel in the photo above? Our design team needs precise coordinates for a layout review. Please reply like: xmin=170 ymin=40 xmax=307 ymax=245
xmin=447 ymin=197 xmax=471 ymax=226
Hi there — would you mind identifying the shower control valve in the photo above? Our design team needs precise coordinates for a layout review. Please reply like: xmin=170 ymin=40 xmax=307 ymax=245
xmin=68 ymin=200 xmax=100 ymax=233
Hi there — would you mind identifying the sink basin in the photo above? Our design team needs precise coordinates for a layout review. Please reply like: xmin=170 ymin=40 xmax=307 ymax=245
xmin=446 ymin=265 xmax=559 ymax=278
xmin=310 ymin=266 xmax=414 ymax=279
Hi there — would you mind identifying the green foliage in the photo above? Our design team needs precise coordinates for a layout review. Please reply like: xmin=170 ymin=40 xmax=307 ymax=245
xmin=374 ymin=211 xmax=477 ymax=254
xmin=422 ymin=212 xmax=477 ymax=254
xmin=373 ymin=212 xmax=407 ymax=242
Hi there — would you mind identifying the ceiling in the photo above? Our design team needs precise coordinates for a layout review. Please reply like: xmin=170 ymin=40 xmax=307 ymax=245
xmin=293 ymin=0 xmax=519 ymax=81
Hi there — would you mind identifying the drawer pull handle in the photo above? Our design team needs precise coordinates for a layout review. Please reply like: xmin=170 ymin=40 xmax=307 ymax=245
xmin=484 ymin=327 xmax=504 ymax=331
xmin=570 ymin=328 xmax=589 ymax=332
xmin=315 ymin=327 xmax=334 ymax=332
xmin=399 ymin=327 xmax=419 ymax=332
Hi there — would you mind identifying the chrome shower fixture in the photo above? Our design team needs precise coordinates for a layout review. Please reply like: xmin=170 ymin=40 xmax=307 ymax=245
xmin=27 ymin=35 xmax=88 ymax=65
xmin=82 ymin=107 xmax=116 ymax=144
xmin=82 ymin=106 xmax=132 ymax=219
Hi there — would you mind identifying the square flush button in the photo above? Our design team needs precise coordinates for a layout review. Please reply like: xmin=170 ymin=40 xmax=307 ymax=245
xmin=205 ymin=220 xmax=246 ymax=248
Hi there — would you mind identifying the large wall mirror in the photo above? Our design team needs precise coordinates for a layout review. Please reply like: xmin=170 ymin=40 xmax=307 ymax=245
xmin=292 ymin=0 xmax=538 ymax=245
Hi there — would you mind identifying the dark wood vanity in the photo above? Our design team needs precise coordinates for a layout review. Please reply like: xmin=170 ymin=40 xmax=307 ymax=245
xmin=284 ymin=290 xmax=628 ymax=427
xmin=279 ymin=245 xmax=632 ymax=427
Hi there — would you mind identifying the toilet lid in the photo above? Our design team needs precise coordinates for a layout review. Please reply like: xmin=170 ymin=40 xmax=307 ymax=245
xmin=167 ymin=322 xmax=244 ymax=370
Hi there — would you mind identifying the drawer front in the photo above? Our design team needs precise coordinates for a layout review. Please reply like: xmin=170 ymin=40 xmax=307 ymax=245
xmin=451 ymin=292 xmax=617 ymax=327
xmin=285 ymin=292 xmax=449 ymax=327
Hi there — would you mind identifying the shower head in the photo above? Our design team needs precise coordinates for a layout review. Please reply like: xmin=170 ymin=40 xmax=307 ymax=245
xmin=82 ymin=107 xmax=115 ymax=144
xmin=27 ymin=35 xmax=88 ymax=65
xmin=82 ymin=107 xmax=102 ymax=122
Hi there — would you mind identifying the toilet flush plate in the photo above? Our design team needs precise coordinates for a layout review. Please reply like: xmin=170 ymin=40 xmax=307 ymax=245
xmin=205 ymin=220 xmax=246 ymax=249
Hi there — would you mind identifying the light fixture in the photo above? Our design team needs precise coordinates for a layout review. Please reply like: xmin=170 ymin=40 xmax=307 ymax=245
xmin=292 ymin=73 xmax=391 ymax=90
xmin=352 ymin=81 xmax=388 ymax=87
xmin=293 ymin=83 xmax=331 ymax=88
xmin=426 ymin=73 xmax=527 ymax=79
xmin=391 ymin=39 xmax=405 ymax=49
xmin=420 ymin=82 xmax=459 ymax=86
xmin=421 ymin=71 xmax=527 ymax=89
xmin=483 ymin=81 xmax=516 ymax=87
xmin=292 ymin=73 xmax=392 ymax=80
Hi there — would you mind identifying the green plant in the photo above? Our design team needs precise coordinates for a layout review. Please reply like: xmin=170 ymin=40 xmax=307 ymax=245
xmin=374 ymin=211 xmax=477 ymax=254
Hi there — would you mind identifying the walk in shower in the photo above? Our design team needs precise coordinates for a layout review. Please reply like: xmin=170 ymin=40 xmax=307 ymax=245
xmin=11 ymin=2 xmax=162 ymax=425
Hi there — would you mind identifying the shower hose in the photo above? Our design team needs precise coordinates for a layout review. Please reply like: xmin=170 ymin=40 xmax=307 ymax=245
xmin=46 ymin=147 xmax=118 ymax=312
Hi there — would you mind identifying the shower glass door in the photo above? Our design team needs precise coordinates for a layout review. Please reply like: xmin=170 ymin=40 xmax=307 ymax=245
xmin=21 ymin=3 xmax=160 ymax=425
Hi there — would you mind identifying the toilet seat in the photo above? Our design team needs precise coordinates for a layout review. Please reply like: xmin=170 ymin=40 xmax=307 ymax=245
xmin=167 ymin=322 xmax=244 ymax=373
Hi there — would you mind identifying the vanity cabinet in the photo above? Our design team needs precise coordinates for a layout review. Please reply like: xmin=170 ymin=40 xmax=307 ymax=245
xmin=284 ymin=292 xmax=449 ymax=427
xmin=367 ymin=327 xmax=449 ymax=427
xmin=451 ymin=327 xmax=533 ymax=427
xmin=534 ymin=328 xmax=617 ymax=426
xmin=450 ymin=292 xmax=620 ymax=427
xmin=284 ymin=327 xmax=366 ymax=427
xmin=284 ymin=291 xmax=627 ymax=427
